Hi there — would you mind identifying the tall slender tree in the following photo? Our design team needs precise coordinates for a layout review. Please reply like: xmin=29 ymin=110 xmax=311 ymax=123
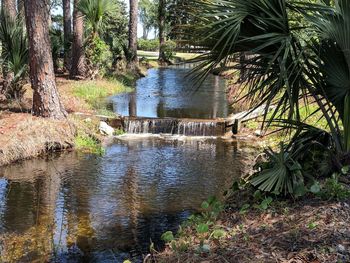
xmin=158 ymin=0 xmax=166 ymax=62
xmin=70 ymin=0 xmax=86 ymax=79
xmin=127 ymin=0 xmax=138 ymax=69
xmin=1 ymin=0 xmax=17 ymax=95
xmin=24 ymin=0 xmax=67 ymax=119
xmin=63 ymin=0 xmax=72 ymax=70
xmin=17 ymin=0 xmax=25 ymax=17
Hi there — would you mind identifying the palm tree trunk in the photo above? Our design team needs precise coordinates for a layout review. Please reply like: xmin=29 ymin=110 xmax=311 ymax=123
xmin=70 ymin=0 xmax=86 ymax=79
xmin=158 ymin=0 xmax=166 ymax=62
xmin=24 ymin=0 xmax=67 ymax=119
xmin=127 ymin=0 xmax=138 ymax=69
xmin=63 ymin=0 xmax=72 ymax=71
xmin=1 ymin=0 xmax=17 ymax=96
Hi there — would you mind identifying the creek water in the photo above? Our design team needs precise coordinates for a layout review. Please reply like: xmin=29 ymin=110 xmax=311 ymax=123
xmin=0 ymin=66 xmax=252 ymax=262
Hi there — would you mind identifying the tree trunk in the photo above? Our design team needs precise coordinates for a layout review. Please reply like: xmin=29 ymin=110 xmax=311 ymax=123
xmin=1 ymin=0 xmax=17 ymax=18
xmin=158 ymin=0 xmax=166 ymax=62
xmin=70 ymin=0 xmax=86 ymax=79
xmin=142 ymin=25 xmax=149 ymax=40
xmin=17 ymin=0 xmax=25 ymax=17
xmin=127 ymin=0 xmax=138 ymax=69
xmin=63 ymin=0 xmax=72 ymax=71
xmin=24 ymin=0 xmax=67 ymax=119
xmin=1 ymin=0 xmax=17 ymax=95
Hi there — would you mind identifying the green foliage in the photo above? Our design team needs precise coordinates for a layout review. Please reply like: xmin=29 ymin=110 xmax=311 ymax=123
xmin=114 ymin=129 xmax=125 ymax=136
xmin=137 ymin=39 xmax=159 ymax=51
xmin=185 ymin=0 xmax=350 ymax=162
xmin=72 ymin=79 xmax=132 ymax=110
xmin=85 ymin=35 xmax=112 ymax=78
xmin=161 ymin=196 xmax=226 ymax=253
xmin=78 ymin=0 xmax=117 ymax=35
xmin=74 ymin=134 xmax=105 ymax=155
xmin=102 ymin=0 xmax=128 ymax=57
xmin=0 ymin=14 xmax=28 ymax=100
xmin=161 ymin=231 xmax=174 ymax=242
xmin=163 ymin=40 xmax=176 ymax=61
xmin=250 ymin=143 xmax=307 ymax=197
xmin=139 ymin=0 xmax=158 ymax=39
xmin=317 ymin=174 xmax=350 ymax=201
xmin=307 ymin=221 xmax=318 ymax=230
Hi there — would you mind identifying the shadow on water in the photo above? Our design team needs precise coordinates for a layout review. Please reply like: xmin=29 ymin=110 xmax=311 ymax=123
xmin=0 ymin=137 xmax=255 ymax=262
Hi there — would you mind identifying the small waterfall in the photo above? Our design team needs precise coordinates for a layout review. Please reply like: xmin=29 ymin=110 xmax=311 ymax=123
xmin=123 ymin=118 xmax=225 ymax=137
xmin=177 ymin=121 xmax=218 ymax=136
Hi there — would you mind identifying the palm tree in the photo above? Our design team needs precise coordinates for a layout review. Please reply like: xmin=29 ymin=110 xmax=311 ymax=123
xmin=70 ymin=0 xmax=86 ymax=79
xmin=187 ymin=0 xmax=349 ymax=157
xmin=76 ymin=0 xmax=116 ymax=78
xmin=0 ymin=14 xmax=28 ymax=99
xmin=24 ymin=0 xmax=67 ymax=119
xmin=1 ymin=0 xmax=17 ymax=95
xmin=182 ymin=0 xmax=350 ymax=195
xmin=127 ymin=0 xmax=138 ymax=69
xmin=77 ymin=0 xmax=116 ymax=36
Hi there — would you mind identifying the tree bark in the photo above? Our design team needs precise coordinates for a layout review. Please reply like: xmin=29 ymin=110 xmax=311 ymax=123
xmin=127 ymin=0 xmax=138 ymax=69
xmin=1 ymin=0 xmax=17 ymax=95
xmin=63 ymin=0 xmax=72 ymax=71
xmin=158 ymin=0 xmax=166 ymax=62
xmin=70 ymin=0 xmax=86 ymax=79
xmin=1 ymin=0 xmax=17 ymax=18
xmin=24 ymin=0 xmax=67 ymax=119
xmin=17 ymin=0 xmax=25 ymax=17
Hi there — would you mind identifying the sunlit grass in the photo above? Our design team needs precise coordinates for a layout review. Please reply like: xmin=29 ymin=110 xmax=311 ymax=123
xmin=72 ymin=79 xmax=132 ymax=105
xmin=74 ymin=134 xmax=105 ymax=155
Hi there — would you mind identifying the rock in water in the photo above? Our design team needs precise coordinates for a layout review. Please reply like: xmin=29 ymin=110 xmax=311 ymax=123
xmin=99 ymin=121 xmax=115 ymax=136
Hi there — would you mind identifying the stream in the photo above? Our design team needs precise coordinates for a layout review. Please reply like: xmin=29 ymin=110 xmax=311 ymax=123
xmin=0 ymin=66 xmax=253 ymax=262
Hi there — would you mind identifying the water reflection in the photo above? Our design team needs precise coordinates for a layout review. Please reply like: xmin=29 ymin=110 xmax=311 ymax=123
xmin=111 ymin=65 xmax=229 ymax=119
xmin=0 ymin=138 xmax=252 ymax=262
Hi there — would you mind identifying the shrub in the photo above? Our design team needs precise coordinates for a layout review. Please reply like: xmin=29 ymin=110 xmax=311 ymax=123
xmin=0 ymin=15 xmax=28 ymax=100
xmin=162 ymin=40 xmax=176 ymax=61
xmin=85 ymin=35 xmax=112 ymax=79
xmin=137 ymin=38 xmax=159 ymax=51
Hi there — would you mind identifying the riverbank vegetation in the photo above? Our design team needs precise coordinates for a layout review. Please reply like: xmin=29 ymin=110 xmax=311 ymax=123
xmin=1 ymin=0 xmax=350 ymax=262
xmin=148 ymin=0 xmax=350 ymax=262
xmin=0 ymin=0 xmax=194 ymax=165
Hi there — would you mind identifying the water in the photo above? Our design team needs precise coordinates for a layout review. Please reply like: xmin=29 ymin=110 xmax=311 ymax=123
xmin=124 ymin=118 xmax=226 ymax=136
xmin=0 ymin=138 xmax=253 ymax=262
xmin=111 ymin=65 xmax=229 ymax=119
xmin=0 ymin=66 xmax=252 ymax=262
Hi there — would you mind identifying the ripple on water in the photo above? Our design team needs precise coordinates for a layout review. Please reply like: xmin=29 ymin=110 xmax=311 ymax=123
xmin=0 ymin=137 xmax=254 ymax=262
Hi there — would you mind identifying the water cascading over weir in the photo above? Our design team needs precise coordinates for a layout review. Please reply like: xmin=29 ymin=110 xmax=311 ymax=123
xmin=123 ymin=117 xmax=227 ymax=137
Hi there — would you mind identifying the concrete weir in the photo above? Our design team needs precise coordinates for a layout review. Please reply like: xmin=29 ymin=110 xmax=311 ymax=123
xmin=122 ymin=117 xmax=227 ymax=137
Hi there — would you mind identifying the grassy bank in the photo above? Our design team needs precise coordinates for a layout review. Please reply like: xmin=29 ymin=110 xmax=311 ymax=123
xmin=0 ymin=73 xmax=137 ymax=166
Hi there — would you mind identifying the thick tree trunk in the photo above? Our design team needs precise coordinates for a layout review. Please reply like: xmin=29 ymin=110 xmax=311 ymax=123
xmin=63 ymin=0 xmax=72 ymax=71
xmin=1 ymin=0 xmax=17 ymax=95
xmin=158 ymin=0 xmax=166 ymax=62
xmin=127 ymin=0 xmax=138 ymax=69
xmin=70 ymin=0 xmax=86 ymax=79
xmin=1 ymin=0 xmax=17 ymax=18
xmin=24 ymin=0 xmax=67 ymax=119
